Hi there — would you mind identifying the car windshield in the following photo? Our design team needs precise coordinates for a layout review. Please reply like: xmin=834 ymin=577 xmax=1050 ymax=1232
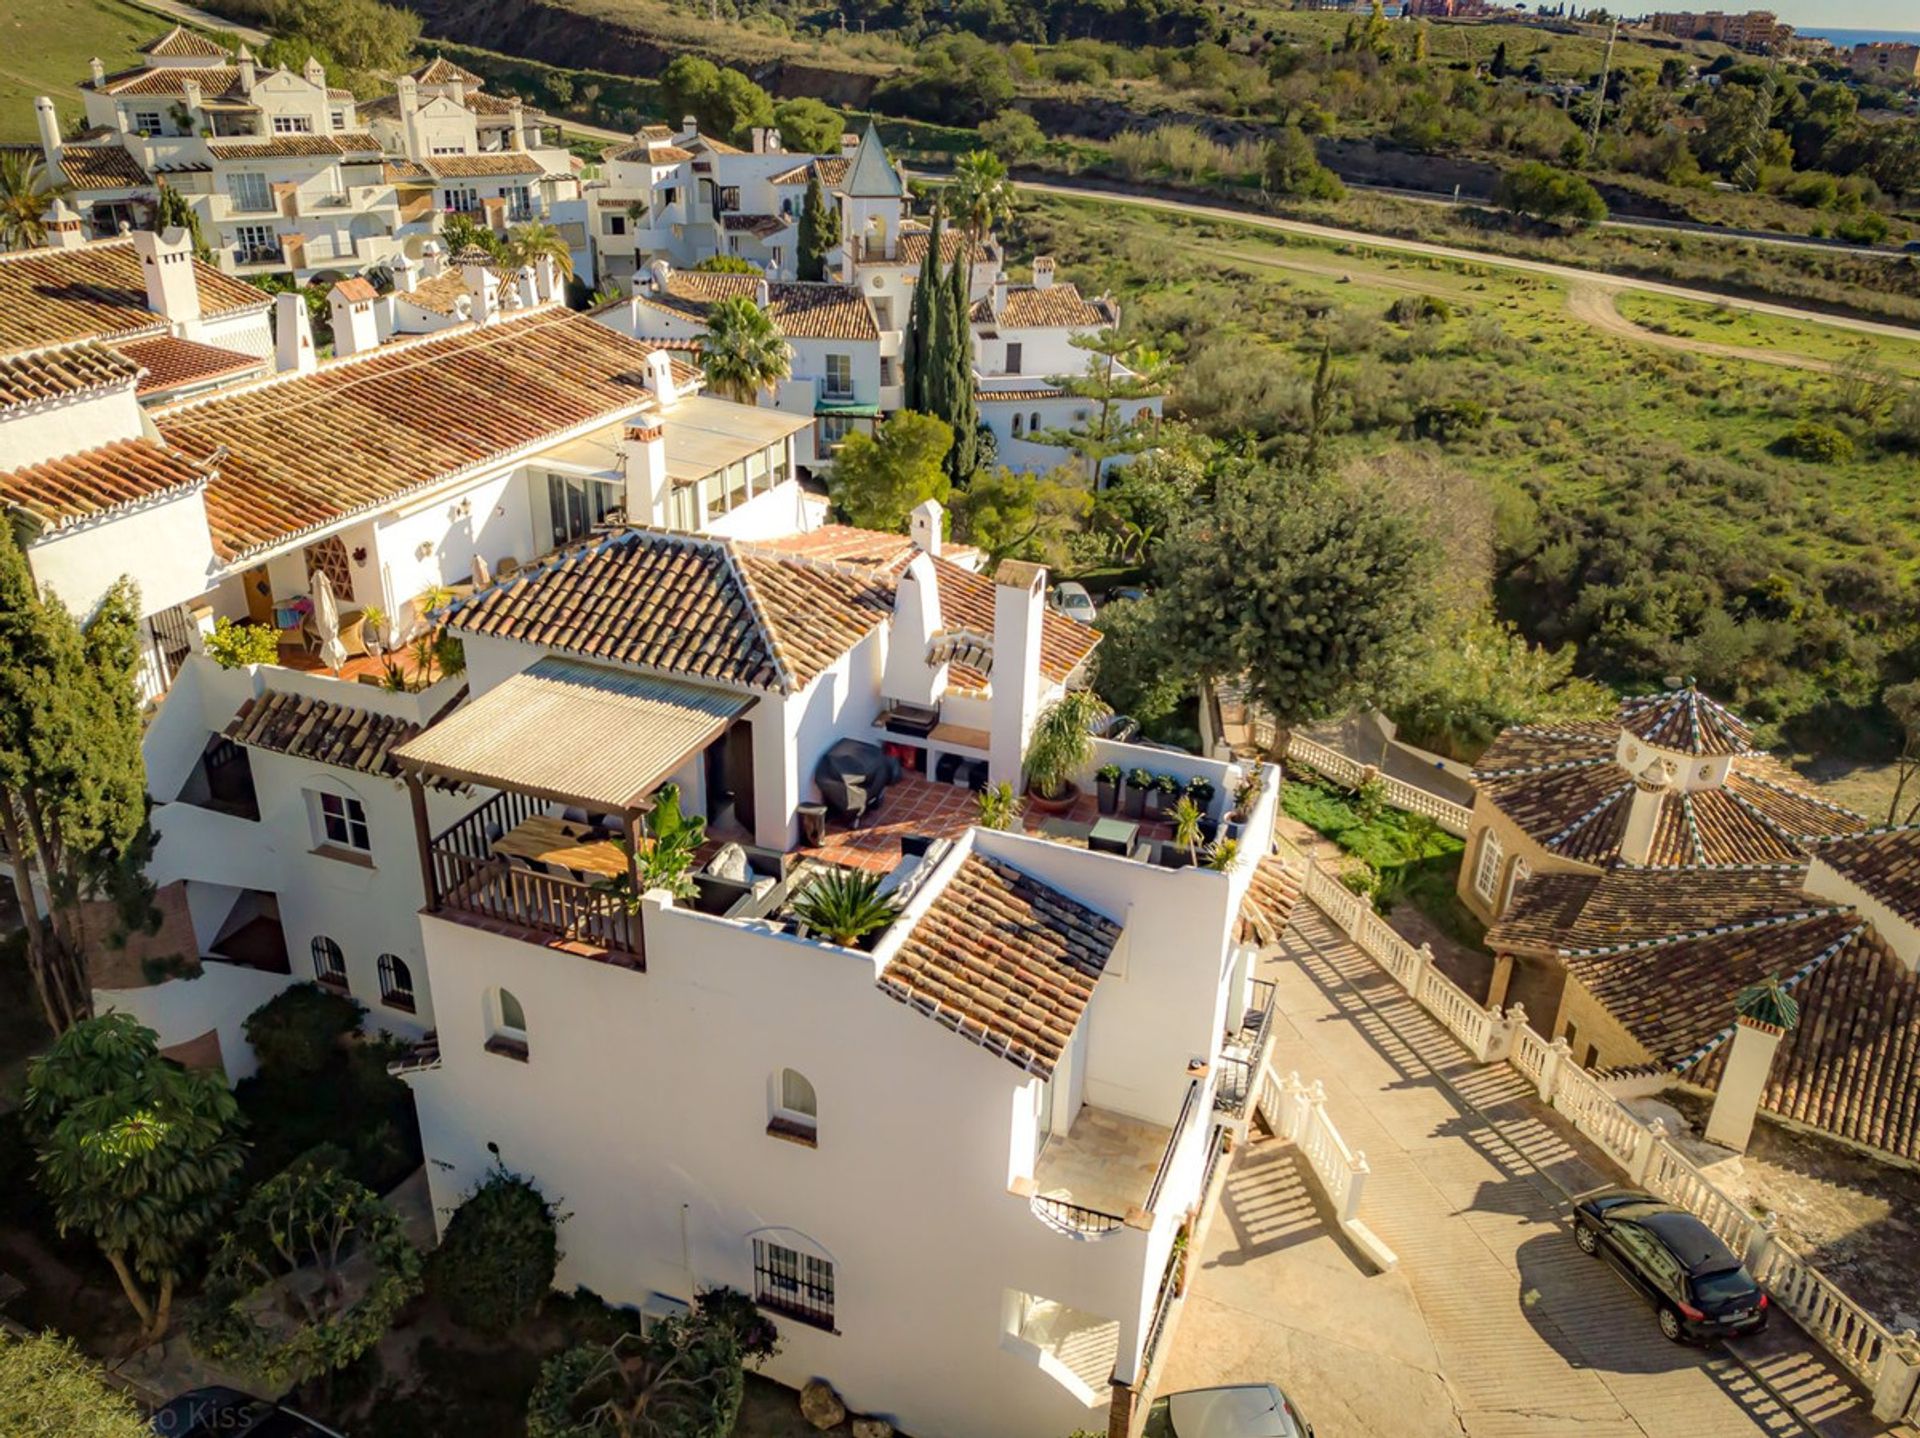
xmin=1142 ymin=1398 xmax=1177 ymax=1438
xmin=1692 ymin=1267 xmax=1757 ymax=1304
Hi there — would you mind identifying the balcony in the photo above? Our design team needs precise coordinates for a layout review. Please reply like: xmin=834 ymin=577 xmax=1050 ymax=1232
xmin=1027 ymin=1080 xmax=1200 ymax=1238
xmin=1214 ymin=977 xmax=1278 ymax=1120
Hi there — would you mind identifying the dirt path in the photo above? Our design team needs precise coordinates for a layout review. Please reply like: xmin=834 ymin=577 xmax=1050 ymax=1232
xmin=1566 ymin=282 xmax=1843 ymax=376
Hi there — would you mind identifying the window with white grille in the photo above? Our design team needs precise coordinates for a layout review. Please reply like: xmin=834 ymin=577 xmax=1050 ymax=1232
xmin=1473 ymin=828 xmax=1504 ymax=903
xmin=272 ymin=115 xmax=314 ymax=134
xmin=227 ymin=171 xmax=271 ymax=212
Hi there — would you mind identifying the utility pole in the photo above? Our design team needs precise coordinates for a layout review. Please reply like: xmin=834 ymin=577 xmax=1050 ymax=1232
xmin=1588 ymin=17 xmax=1618 ymax=159
xmin=1733 ymin=59 xmax=1780 ymax=192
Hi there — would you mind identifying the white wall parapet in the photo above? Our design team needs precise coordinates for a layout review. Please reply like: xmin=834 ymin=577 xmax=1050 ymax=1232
xmin=1294 ymin=847 xmax=1920 ymax=1422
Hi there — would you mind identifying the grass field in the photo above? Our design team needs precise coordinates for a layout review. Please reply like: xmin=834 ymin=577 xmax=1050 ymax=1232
xmin=1250 ymin=9 xmax=1727 ymax=79
xmin=0 ymin=0 xmax=208 ymax=142
xmin=1017 ymin=192 xmax=1920 ymax=747
xmin=1615 ymin=291 xmax=1920 ymax=381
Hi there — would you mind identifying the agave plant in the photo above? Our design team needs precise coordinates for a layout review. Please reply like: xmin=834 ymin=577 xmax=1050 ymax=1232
xmin=976 ymin=781 xmax=1023 ymax=832
xmin=790 ymin=868 xmax=902 ymax=947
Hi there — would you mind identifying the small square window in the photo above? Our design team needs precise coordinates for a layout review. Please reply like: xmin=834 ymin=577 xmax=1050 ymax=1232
xmin=316 ymin=791 xmax=371 ymax=852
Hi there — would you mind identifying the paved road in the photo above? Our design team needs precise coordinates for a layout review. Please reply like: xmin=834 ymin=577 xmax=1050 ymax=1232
xmin=1015 ymin=180 xmax=1920 ymax=344
xmin=120 ymin=0 xmax=267 ymax=44
xmin=1162 ymin=901 xmax=1889 ymax=1438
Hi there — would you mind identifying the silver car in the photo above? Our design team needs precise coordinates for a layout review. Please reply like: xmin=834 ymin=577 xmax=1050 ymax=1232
xmin=1051 ymin=581 xmax=1098 ymax=624
xmin=1143 ymin=1384 xmax=1313 ymax=1438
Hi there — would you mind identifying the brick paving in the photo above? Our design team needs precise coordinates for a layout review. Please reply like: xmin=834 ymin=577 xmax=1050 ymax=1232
xmin=1162 ymin=900 xmax=1891 ymax=1438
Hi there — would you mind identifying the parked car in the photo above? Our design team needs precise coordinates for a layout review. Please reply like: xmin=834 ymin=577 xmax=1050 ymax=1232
xmin=1905 ymin=240 xmax=1920 ymax=254
xmin=151 ymin=1387 xmax=346 ymax=1438
xmin=1572 ymin=1188 xmax=1768 ymax=1343
xmin=1109 ymin=585 xmax=1149 ymax=605
xmin=1143 ymin=1383 xmax=1313 ymax=1438
xmin=1092 ymin=712 xmax=1142 ymax=742
xmin=1049 ymin=581 xmax=1097 ymax=624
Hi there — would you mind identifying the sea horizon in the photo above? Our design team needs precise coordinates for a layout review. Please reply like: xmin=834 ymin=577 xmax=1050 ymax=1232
xmin=1795 ymin=27 xmax=1920 ymax=47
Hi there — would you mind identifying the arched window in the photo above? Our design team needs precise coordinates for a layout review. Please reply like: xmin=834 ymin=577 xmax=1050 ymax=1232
xmin=751 ymin=1229 xmax=835 ymax=1330
xmin=487 ymin=987 xmax=528 ymax=1061
xmin=377 ymin=954 xmax=415 ymax=1013
xmin=1011 ymin=413 xmax=1023 ymax=437
xmin=311 ymin=935 xmax=347 ymax=990
xmin=768 ymin=1067 xmax=817 ymax=1145
xmin=1029 ymin=411 xmax=1042 ymax=435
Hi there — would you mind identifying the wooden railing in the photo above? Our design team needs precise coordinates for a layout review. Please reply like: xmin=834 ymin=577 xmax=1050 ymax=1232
xmin=1298 ymin=856 xmax=1920 ymax=1419
xmin=1283 ymin=732 xmax=1473 ymax=837
xmin=428 ymin=790 xmax=643 ymax=963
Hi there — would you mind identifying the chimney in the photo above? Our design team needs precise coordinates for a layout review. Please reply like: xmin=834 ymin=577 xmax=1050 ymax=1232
xmin=839 ymin=131 xmax=860 ymax=156
xmin=882 ymin=553 xmax=946 ymax=708
xmin=1704 ymin=1014 xmax=1788 ymax=1152
xmin=532 ymin=251 xmax=558 ymax=303
xmin=397 ymin=73 xmax=419 ymax=118
xmin=327 ymin=282 xmax=379 ymax=357
xmin=988 ymin=559 xmax=1047 ymax=789
xmin=751 ymin=126 xmax=779 ymax=153
xmin=621 ymin=422 xmax=669 ymax=526
xmin=909 ymin=498 xmax=943 ymax=558
xmin=643 ymin=349 xmax=678 ymax=407
xmin=181 ymin=80 xmax=202 ymax=122
xmin=679 ymin=113 xmax=699 ymax=141
xmin=389 ymin=250 xmax=417 ymax=294
xmin=89 ymin=57 xmax=105 ymax=88
xmin=273 ymin=290 xmax=315 ymax=374
xmin=509 ymin=98 xmax=527 ymax=152
xmin=236 ymin=43 xmax=256 ymax=91
xmin=1032 ymin=255 xmax=1055 ymax=290
xmin=754 ymin=277 xmax=771 ymax=308
xmin=131 ymin=225 xmax=202 ymax=323
xmin=515 ymin=264 xmax=538 ymax=309
xmin=42 ymin=197 xmax=85 ymax=249
xmin=990 ymin=274 xmax=1007 ymax=321
xmin=419 ymin=238 xmax=444 ymax=278
xmin=303 ymin=55 xmax=326 ymax=89
xmin=462 ymin=256 xmax=496 ymax=323
xmin=33 ymin=97 xmax=61 ymax=169
xmin=1618 ymin=757 xmax=1674 ymax=866
xmin=648 ymin=257 xmax=672 ymax=293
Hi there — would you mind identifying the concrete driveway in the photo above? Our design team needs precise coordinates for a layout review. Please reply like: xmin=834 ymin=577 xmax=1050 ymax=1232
xmin=1159 ymin=905 xmax=1887 ymax=1438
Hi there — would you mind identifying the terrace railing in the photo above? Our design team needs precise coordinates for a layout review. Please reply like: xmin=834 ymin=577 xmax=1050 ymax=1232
xmin=1283 ymin=732 xmax=1473 ymax=837
xmin=1029 ymin=1193 xmax=1126 ymax=1238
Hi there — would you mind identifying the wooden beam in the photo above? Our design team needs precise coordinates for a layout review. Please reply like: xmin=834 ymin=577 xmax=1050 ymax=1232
xmin=406 ymin=773 xmax=438 ymax=913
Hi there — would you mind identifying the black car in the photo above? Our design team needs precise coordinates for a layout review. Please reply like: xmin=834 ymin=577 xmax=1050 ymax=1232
xmin=151 ymin=1387 xmax=345 ymax=1438
xmin=1572 ymin=1189 xmax=1768 ymax=1343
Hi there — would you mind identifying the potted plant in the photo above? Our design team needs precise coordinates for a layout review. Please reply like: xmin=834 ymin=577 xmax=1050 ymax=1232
xmin=1125 ymin=767 xmax=1153 ymax=819
xmin=789 ymin=868 xmax=903 ymax=948
xmin=1170 ymin=796 xmax=1204 ymax=863
xmin=1207 ymin=837 xmax=1242 ymax=873
xmin=976 ymin=781 xmax=1022 ymax=831
xmin=1096 ymin=763 xmax=1123 ymax=816
xmin=1023 ymin=690 xmax=1109 ymax=815
xmin=595 ymin=784 xmax=707 ymax=908
xmin=1225 ymin=770 xmax=1263 ymax=840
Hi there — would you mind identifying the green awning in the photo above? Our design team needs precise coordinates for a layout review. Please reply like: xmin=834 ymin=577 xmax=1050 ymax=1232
xmin=815 ymin=401 xmax=880 ymax=417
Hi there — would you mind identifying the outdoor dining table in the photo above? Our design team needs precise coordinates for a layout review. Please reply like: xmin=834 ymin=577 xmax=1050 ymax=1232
xmin=1087 ymin=817 xmax=1140 ymax=855
xmin=491 ymin=815 xmax=629 ymax=880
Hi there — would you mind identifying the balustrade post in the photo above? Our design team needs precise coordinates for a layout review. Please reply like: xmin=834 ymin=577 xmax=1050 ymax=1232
xmin=1743 ymin=1210 xmax=1780 ymax=1277
xmin=1343 ymin=1151 xmax=1370 ymax=1226
xmin=1871 ymin=1336 xmax=1920 ymax=1422
xmin=1279 ymin=1071 xmax=1305 ymax=1142
xmin=1407 ymin=941 xmax=1434 ymax=1002
xmin=1288 ymin=1073 xmax=1312 ymax=1145
xmin=1479 ymin=1001 xmax=1520 ymax=1064
xmin=1628 ymin=1117 xmax=1668 ymax=1186
xmin=1537 ymin=1035 xmax=1570 ymax=1104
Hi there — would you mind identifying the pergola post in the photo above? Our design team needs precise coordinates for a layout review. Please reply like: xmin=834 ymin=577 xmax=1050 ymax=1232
xmin=624 ymin=804 xmax=643 ymax=895
xmin=406 ymin=772 xmax=438 ymax=913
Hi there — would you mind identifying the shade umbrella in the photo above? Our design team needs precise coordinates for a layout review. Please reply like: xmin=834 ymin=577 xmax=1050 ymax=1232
xmin=313 ymin=569 xmax=347 ymax=675
xmin=472 ymin=553 xmax=492 ymax=588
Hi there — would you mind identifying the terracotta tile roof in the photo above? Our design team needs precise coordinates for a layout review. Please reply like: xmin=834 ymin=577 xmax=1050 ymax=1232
xmin=1471 ymin=699 xmax=1862 ymax=871
xmin=977 ymin=386 xmax=1065 ymax=403
xmin=142 ymin=24 xmax=227 ymax=58
xmin=1693 ymin=924 xmax=1920 ymax=1162
xmin=331 ymin=277 xmax=377 ymax=304
xmin=382 ymin=157 xmax=431 ymax=184
xmin=0 ymin=340 xmax=141 ymax=410
xmin=328 ymin=87 xmax=355 ymax=101
xmin=686 ymin=132 xmax=745 ymax=155
xmin=1494 ymin=866 xmax=1819 ymax=957
xmin=607 ymin=141 xmax=694 ymax=164
xmin=722 ymin=213 xmax=789 ymax=237
xmin=1484 ymin=872 xmax=1602 ymax=953
xmin=99 ymin=64 xmax=244 ymax=97
xmin=422 ymin=153 xmax=544 ymax=179
xmin=448 ymin=527 xmax=893 ymax=693
xmin=464 ymin=92 xmax=522 ymax=116
xmin=398 ymin=267 xmax=522 ymax=317
xmin=227 ymin=689 xmax=422 ymax=780
xmin=1810 ymin=827 xmax=1920 ymax=929
xmin=646 ymin=273 xmax=877 ymax=342
xmin=878 ymin=852 xmax=1122 ymax=1077
xmin=770 ymin=156 xmax=849 ymax=187
xmin=895 ymin=225 xmax=991 ymax=266
xmin=1 ymin=143 xmax=152 ymax=191
xmin=1567 ymin=909 xmax=1862 ymax=1069
xmin=929 ymin=557 xmax=1098 ymax=687
xmin=1619 ymin=685 xmax=1753 ymax=756
xmin=1235 ymin=856 xmax=1302 ymax=947
xmin=0 ymin=436 xmax=207 ymax=531
xmin=972 ymin=283 xmax=1110 ymax=329
xmin=154 ymin=310 xmax=661 ymax=561
xmin=411 ymin=56 xmax=483 ymax=85
xmin=205 ymin=134 xmax=377 ymax=160
xmin=115 ymin=335 xmax=262 ymax=397
xmin=752 ymin=523 xmax=917 ymax=574
xmin=0 ymin=240 xmax=266 ymax=356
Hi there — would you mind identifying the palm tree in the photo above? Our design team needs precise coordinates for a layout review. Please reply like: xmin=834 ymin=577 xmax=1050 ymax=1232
xmin=790 ymin=868 xmax=901 ymax=947
xmin=0 ymin=151 xmax=71 ymax=251
xmin=947 ymin=149 xmax=1015 ymax=272
xmin=700 ymin=294 xmax=791 ymax=405
xmin=504 ymin=218 xmax=574 ymax=281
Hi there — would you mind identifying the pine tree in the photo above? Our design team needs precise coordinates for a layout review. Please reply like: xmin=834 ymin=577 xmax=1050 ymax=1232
xmin=796 ymin=168 xmax=839 ymax=283
xmin=0 ymin=524 xmax=150 ymax=1033
xmin=906 ymin=204 xmax=943 ymax=411
xmin=943 ymin=255 xmax=978 ymax=484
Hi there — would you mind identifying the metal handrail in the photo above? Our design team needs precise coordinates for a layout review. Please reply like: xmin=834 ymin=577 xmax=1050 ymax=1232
xmin=1145 ymin=1077 xmax=1201 ymax=1216
xmin=1029 ymin=1193 xmax=1126 ymax=1237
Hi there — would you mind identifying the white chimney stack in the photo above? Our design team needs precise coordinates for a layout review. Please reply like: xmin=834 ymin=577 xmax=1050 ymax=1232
xmin=131 ymin=225 xmax=202 ymax=324
xmin=303 ymin=55 xmax=326 ymax=89
xmin=327 ymin=280 xmax=380 ymax=358
xmin=754 ymin=277 xmax=771 ymax=308
xmin=273 ymin=290 xmax=316 ymax=374
xmin=988 ymin=559 xmax=1047 ymax=789
xmin=622 ymin=422 xmax=670 ymax=526
xmin=909 ymin=498 xmax=943 ymax=558
xmin=1032 ymin=255 xmax=1055 ymax=290
xmin=510 ymin=98 xmax=527 ymax=151
xmin=461 ymin=255 xmax=496 ymax=323
xmin=990 ymin=274 xmax=1007 ymax=321
xmin=397 ymin=74 xmax=419 ymax=118
xmin=1705 ymin=1015 xmax=1787 ymax=1153
xmin=1618 ymin=758 xmax=1674 ymax=866
xmin=34 ymin=96 xmax=61 ymax=169
xmin=643 ymin=349 xmax=678 ymax=407
xmin=43 ymin=197 xmax=85 ymax=250
xmin=389 ymin=250 xmax=417 ymax=294
xmin=419 ymin=238 xmax=444 ymax=278
xmin=649 ymin=258 xmax=673 ymax=294
xmin=516 ymin=264 xmax=538 ymax=310
xmin=236 ymin=43 xmax=256 ymax=91
xmin=533 ymin=251 xmax=558 ymax=303
xmin=883 ymin=553 xmax=946 ymax=708
xmin=88 ymin=57 xmax=105 ymax=87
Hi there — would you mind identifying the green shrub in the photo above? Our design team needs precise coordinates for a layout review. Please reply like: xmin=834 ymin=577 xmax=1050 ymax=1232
xmin=244 ymin=983 xmax=363 ymax=1079
xmin=204 ymin=616 xmax=279 ymax=669
xmin=432 ymin=1170 xmax=563 ymax=1337
xmin=1835 ymin=211 xmax=1890 ymax=245
xmin=1771 ymin=420 xmax=1856 ymax=463
xmin=1493 ymin=161 xmax=1607 ymax=226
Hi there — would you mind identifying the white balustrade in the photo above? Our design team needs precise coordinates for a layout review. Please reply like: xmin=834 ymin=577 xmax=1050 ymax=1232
xmin=1283 ymin=733 xmax=1473 ymax=837
xmin=1271 ymin=1068 xmax=1395 ymax=1271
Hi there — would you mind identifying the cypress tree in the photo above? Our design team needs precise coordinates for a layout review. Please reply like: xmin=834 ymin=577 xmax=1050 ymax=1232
xmin=906 ymin=205 xmax=942 ymax=412
xmin=796 ymin=167 xmax=839 ymax=283
xmin=943 ymin=254 xmax=978 ymax=485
